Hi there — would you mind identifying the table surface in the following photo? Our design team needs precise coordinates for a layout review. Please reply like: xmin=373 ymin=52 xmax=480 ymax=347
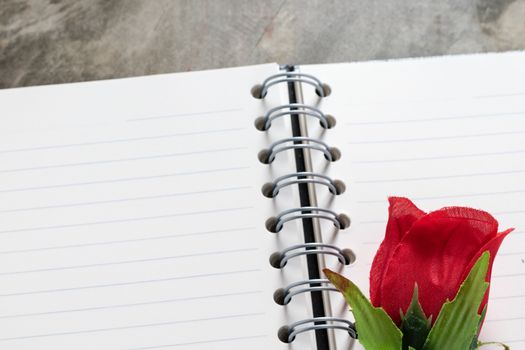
xmin=1 ymin=0 xmax=524 ymax=89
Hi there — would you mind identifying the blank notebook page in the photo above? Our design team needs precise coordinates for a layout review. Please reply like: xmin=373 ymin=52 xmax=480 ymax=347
xmin=302 ymin=51 xmax=525 ymax=349
xmin=0 ymin=65 xmax=316 ymax=350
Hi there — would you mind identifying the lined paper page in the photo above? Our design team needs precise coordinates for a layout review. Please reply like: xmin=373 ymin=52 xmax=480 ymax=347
xmin=0 ymin=65 xmax=316 ymax=349
xmin=302 ymin=52 xmax=525 ymax=349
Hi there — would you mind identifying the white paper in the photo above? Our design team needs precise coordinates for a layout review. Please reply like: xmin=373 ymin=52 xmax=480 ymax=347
xmin=0 ymin=65 xmax=318 ymax=349
xmin=302 ymin=51 xmax=525 ymax=349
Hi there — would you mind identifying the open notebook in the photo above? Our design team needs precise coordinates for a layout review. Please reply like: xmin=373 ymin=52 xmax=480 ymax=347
xmin=0 ymin=51 xmax=523 ymax=349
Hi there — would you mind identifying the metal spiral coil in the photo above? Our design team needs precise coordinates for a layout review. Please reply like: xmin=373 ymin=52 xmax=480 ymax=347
xmin=258 ymin=136 xmax=341 ymax=164
xmin=254 ymin=103 xmax=336 ymax=131
xmin=278 ymin=317 xmax=357 ymax=343
xmin=273 ymin=279 xmax=338 ymax=306
xmin=251 ymin=72 xmax=331 ymax=99
xmin=269 ymin=243 xmax=355 ymax=269
xmin=255 ymin=70 xmax=358 ymax=343
xmin=261 ymin=171 xmax=346 ymax=198
xmin=265 ymin=206 xmax=350 ymax=233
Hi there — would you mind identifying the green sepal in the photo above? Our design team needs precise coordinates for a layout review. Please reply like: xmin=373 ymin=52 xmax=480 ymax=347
xmin=469 ymin=305 xmax=487 ymax=350
xmin=324 ymin=269 xmax=403 ymax=350
xmin=470 ymin=306 xmax=509 ymax=349
xmin=400 ymin=284 xmax=432 ymax=350
xmin=422 ymin=252 xmax=490 ymax=350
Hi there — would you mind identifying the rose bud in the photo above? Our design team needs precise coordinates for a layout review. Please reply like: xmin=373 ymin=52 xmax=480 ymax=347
xmin=370 ymin=197 xmax=513 ymax=325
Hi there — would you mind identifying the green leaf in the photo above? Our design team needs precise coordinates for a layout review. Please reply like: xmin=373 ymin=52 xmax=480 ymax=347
xmin=324 ymin=269 xmax=403 ymax=350
xmin=469 ymin=305 xmax=487 ymax=350
xmin=401 ymin=284 xmax=431 ymax=350
xmin=422 ymin=252 xmax=490 ymax=350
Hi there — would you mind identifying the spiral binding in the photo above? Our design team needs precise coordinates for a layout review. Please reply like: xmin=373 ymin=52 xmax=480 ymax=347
xmin=273 ymin=279 xmax=338 ymax=305
xmin=261 ymin=172 xmax=346 ymax=198
xmin=255 ymin=104 xmax=335 ymax=131
xmin=254 ymin=71 xmax=357 ymax=345
xmin=251 ymin=72 xmax=331 ymax=99
xmin=258 ymin=136 xmax=341 ymax=164
xmin=265 ymin=207 xmax=350 ymax=233
xmin=278 ymin=317 xmax=357 ymax=343
xmin=269 ymin=243 xmax=355 ymax=269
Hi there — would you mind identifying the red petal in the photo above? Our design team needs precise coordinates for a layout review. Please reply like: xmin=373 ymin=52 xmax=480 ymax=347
xmin=461 ymin=228 xmax=513 ymax=326
xmin=379 ymin=206 xmax=499 ymax=324
xmin=370 ymin=197 xmax=425 ymax=306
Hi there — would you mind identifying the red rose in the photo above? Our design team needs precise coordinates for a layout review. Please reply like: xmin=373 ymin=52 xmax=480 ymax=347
xmin=370 ymin=197 xmax=513 ymax=325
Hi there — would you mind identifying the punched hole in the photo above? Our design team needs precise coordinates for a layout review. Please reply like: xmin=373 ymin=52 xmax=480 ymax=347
xmin=273 ymin=288 xmax=287 ymax=305
xmin=261 ymin=183 xmax=276 ymax=198
xmin=265 ymin=216 xmax=279 ymax=233
xmin=324 ymin=147 xmax=341 ymax=162
xmin=251 ymin=84 xmax=264 ymax=99
xmin=257 ymin=149 xmax=271 ymax=164
xmin=342 ymin=248 xmax=357 ymax=265
xmin=278 ymin=325 xmax=292 ymax=343
xmin=337 ymin=213 xmax=351 ymax=229
xmin=330 ymin=179 xmax=346 ymax=195
xmin=315 ymin=83 xmax=332 ymax=97
xmin=254 ymin=116 xmax=267 ymax=131
xmin=321 ymin=114 xmax=337 ymax=129
xmin=269 ymin=251 xmax=284 ymax=269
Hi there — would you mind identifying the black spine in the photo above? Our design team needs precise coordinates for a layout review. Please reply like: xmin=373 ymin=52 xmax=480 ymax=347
xmin=285 ymin=65 xmax=330 ymax=350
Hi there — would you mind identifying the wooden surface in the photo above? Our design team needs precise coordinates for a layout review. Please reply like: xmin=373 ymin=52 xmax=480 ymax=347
xmin=1 ymin=0 xmax=524 ymax=88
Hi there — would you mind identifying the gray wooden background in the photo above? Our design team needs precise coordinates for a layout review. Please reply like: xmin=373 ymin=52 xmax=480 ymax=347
xmin=1 ymin=0 xmax=524 ymax=89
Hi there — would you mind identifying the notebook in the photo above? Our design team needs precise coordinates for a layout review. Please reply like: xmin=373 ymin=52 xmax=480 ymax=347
xmin=0 ymin=51 xmax=523 ymax=350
